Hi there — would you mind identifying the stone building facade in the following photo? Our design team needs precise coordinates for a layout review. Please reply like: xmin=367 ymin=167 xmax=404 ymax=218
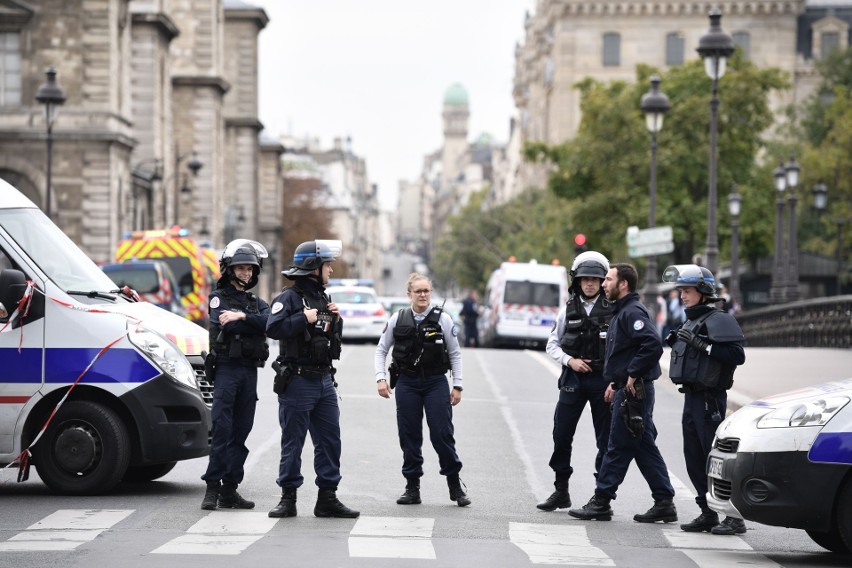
xmin=0 ymin=0 xmax=282 ymax=276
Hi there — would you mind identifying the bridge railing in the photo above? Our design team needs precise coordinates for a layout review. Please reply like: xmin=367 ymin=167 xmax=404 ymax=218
xmin=736 ymin=295 xmax=852 ymax=348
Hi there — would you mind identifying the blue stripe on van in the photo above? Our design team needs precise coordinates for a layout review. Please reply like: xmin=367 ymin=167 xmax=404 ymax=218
xmin=809 ymin=431 xmax=852 ymax=465
xmin=1 ymin=347 xmax=159 ymax=385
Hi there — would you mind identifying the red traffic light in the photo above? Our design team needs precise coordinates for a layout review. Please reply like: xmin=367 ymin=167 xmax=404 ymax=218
xmin=574 ymin=233 xmax=587 ymax=246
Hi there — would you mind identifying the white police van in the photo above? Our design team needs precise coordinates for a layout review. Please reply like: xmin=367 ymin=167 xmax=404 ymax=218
xmin=0 ymin=179 xmax=211 ymax=495
xmin=707 ymin=378 xmax=852 ymax=554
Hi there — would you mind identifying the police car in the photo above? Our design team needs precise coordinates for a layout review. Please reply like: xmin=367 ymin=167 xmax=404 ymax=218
xmin=707 ymin=378 xmax=852 ymax=554
xmin=326 ymin=282 xmax=388 ymax=342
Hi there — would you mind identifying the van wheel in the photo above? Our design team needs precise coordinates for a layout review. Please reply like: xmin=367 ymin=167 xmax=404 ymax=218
xmin=806 ymin=529 xmax=850 ymax=554
xmin=32 ymin=400 xmax=131 ymax=495
xmin=836 ymin=478 xmax=852 ymax=553
xmin=123 ymin=461 xmax=177 ymax=483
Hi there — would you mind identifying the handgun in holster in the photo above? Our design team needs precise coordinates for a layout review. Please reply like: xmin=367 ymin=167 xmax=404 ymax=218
xmin=203 ymin=350 xmax=216 ymax=385
xmin=620 ymin=379 xmax=646 ymax=438
xmin=272 ymin=359 xmax=293 ymax=395
xmin=389 ymin=363 xmax=400 ymax=390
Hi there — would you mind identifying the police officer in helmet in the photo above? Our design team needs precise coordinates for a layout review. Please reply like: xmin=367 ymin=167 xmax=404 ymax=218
xmin=201 ymin=239 xmax=270 ymax=510
xmin=538 ymin=251 xmax=612 ymax=512
xmin=266 ymin=240 xmax=359 ymax=519
xmin=663 ymin=264 xmax=746 ymax=535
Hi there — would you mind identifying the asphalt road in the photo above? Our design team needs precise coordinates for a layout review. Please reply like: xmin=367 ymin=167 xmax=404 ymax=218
xmin=0 ymin=344 xmax=850 ymax=568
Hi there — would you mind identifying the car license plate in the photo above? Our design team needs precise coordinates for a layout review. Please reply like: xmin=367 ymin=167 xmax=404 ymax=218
xmin=707 ymin=456 xmax=724 ymax=480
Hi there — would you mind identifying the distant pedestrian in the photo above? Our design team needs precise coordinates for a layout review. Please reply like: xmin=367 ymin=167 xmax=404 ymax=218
xmin=569 ymin=263 xmax=677 ymax=523
xmin=459 ymin=289 xmax=481 ymax=347
xmin=374 ymin=273 xmax=470 ymax=507
xmin=663 ymin=265 xmax=746 ymax=536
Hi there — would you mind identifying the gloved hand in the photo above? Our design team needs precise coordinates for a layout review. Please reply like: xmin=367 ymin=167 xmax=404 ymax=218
xmin=664 ymin=330 xmax=677 ymax=347
xmin=677 ymin=328 xmax=710 ymax=352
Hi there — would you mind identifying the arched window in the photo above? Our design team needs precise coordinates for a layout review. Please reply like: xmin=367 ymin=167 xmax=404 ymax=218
xmin=603 ymin=33 xmax=620 ymax=67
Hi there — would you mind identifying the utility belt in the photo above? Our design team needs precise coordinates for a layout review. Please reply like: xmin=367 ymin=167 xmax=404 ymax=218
xmin=395 ymin=364 xmax=449 ymax=378
xmin=290 ymin=364 xmax=330 ymax=379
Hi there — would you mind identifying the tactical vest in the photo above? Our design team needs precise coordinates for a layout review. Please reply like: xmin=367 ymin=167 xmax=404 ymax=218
xmin=669 ymin=309 xmax=738 ymax=390
xmin=209 ymin=288 xmax=269 ymax=367
xmin=279 ymin=286 xmax=342 ymax=367
xmin=559 ymin=293 xmax=612 ymax=372
xmin=390 ymin=307 xmax=450 ymax=376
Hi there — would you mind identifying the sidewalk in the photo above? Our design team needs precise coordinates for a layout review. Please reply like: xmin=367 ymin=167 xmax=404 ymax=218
xmin=661 ymin=347 xmax=852 ymax=411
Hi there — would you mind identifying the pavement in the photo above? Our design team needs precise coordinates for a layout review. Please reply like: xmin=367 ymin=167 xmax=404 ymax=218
xmin=660 ymin=347 xmax=852 ymax=411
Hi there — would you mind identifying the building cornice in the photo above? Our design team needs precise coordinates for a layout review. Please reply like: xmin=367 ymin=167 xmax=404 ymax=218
xmin=225 ymin=117 xmax=264 ymax=131
xmin=224 ymin=7 xmax=270 ymax=30
xmin=172 ymin=75 xmax=231 ymax=96
xmin=131 ymin=11 xmax=180 ymax=42
xmin=551 ymin=0 xmax=806 ymax=17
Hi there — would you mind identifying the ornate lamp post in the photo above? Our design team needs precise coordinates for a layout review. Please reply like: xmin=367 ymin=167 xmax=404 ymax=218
xmin=770 ymin=160 xmax=788 ymax=303
xmin=697 ymin=9 xmax=734 ymax=276
xmin=727 ymin=185 xmax=742 ymax=311
xmin=812 ymin=180 xmax=847 ymax=295
xmin=34 ymin=67 xmax=67 ymax=220
xmin=639 ymin=75 xmax=671 ymax=319
xmin=784 ymin=155 xmax=801 ymax=302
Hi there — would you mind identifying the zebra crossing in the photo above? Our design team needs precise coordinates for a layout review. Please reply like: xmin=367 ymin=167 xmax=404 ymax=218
xmin=0 ymin=508 xmax=785 ymax=566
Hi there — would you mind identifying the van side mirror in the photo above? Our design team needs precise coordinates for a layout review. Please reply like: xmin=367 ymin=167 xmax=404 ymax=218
xmin=0 ymin=269 xmax=27 ymax=321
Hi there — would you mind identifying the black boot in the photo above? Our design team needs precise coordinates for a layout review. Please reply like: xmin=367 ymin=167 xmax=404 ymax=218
xmin=681 ymin=508 xmax=719 ymax=532
xmin=447 ymin=475 xmax=471 ymax=507
xmin=201 ymin=480 xmax=220 ymax=511
xmin=711 ymin=516 xmax=747 ymax=535
xmin=568 ymin=495 xmax=613 ymax=521
xmin=268 ymin=487 xmax=298 ymax=518
xmin=218 ymin=482 xmax=255 ymax=509
xmin=633 ymin=500 xmax=677 ymax=523
xmin=397 ymin=478 xmax=421 ymax=505
xmin=536 ymin=480 xmax=570 ymax=511
xmin=314 ymin=488 xmax=360 ymax=518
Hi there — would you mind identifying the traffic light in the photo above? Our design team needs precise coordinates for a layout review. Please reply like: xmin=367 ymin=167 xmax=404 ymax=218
xmin=574 ymin=233 xmax=588 ymax=255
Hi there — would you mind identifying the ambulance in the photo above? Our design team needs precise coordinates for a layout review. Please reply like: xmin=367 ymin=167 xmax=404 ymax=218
xmin=0 ymin=179 xmax=212 ymax=495
xmin=482 ymin=259 xmax=569 ymax=349
xmin=115 ymin=227 xmax=213 ymax=326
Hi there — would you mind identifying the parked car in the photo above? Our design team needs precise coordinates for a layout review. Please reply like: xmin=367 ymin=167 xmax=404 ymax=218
xmin=326 ymin=284 xmax=388 ymax=342
xmin=707 ymin=378 xmax=852 ymax=554
xmin=102 ymin=259 xmax=186 ymax=318
xmin=380 ymin=296 xmax=410 ymax=315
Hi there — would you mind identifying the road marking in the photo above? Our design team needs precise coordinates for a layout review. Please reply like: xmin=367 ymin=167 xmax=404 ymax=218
xmin=509 ymin=522 xmax=614 ymax=566
xmin=663 ymin=526 xmax=752 ymax=550
xmin=680 ymin=549 xmax=782 ymax=567
xmin=151 ymin=511 xmax=277 ymax=555
xmin=348 ymin=516 xmax=435 ymax=559
xmin=0 ymin=509 xmax=133 ymax=552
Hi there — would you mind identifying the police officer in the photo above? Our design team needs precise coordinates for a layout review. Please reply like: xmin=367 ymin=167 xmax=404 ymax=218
xmin=569 ymin=263 xmax=677 ymax=523
xmin=374 ymin=273 xmax=470 ymax=507
xmin=663 ymin=265 xmax=746 ymax=535
xmin=266 ymin=240 xmax=359 ymax=519
xmin=538 ymin=251 xmax=612 ymax=512
xmin=201 ymin=239 xmax=270 ymax=510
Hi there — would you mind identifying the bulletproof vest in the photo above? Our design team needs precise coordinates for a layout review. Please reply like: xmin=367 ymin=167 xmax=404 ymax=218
xmin=210 ymin=288 xmax=269 ymax=367
xmin=391 ymin=307 xmax=450 ymax=375
xmin=559 ymin=293 xmax=612 ymax=372
xmin=669 ymin=307 xmax=743 ymax=390
xmin=280 ymin=286 xmax=342 ymax=366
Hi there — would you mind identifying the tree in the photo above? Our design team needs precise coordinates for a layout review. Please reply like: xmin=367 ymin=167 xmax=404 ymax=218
xmin=525 ymin=55 xmax=787 ymax=267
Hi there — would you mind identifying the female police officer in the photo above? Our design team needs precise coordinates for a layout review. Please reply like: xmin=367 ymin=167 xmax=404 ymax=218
xmin=266 ymin=240 xmax=359 ymax=519
xmin=201 ymin=239 xmax=270 ymax=510
xmin=374 ymin=273 xmax=470 ymax=507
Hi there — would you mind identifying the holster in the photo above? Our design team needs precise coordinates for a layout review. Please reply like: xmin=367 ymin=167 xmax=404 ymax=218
xmin=620 ymin=380 xmax=646 ymax=438
xmin=272 ymin=359 xmax=293 ymax=395
xmin=203 ymin=350 xmax=216 ymax=385
xmin=389 ymin=363 xmax=400 ymax=390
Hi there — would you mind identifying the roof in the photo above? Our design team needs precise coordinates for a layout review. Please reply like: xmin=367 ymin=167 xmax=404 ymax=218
xmin=0 ymin=178 xmax=37 ymax=209
xmin=443 ymin=83 xmax=469 ymax=106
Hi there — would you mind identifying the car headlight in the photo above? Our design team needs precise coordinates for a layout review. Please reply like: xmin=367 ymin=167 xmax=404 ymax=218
xmin=128 ymin=325 xmax=197 ymax=389
xmin=757 ymin=396 xmax=850 ymax=428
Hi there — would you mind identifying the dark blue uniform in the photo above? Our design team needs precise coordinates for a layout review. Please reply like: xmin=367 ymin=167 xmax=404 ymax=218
xmin=266 ymin=279 xmax=343 ymax=490
xmin=595 ymin=292 xmax=674 ymax=503
xmin=202 ymin=283 xmax=270 ymax=487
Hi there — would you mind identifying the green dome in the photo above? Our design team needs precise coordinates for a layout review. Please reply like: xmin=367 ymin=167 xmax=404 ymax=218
xmin=443 ymin=83 xmax=469 ymax=106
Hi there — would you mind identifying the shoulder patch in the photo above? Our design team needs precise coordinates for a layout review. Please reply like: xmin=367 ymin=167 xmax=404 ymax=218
xmin=210 ymin=296 xmax=220 ymax=309
xmin=271 ymin=301 xmax=284 ymax=314
xmin=633 ymin=320 xmax=645 ymax=331
xmin=451 ymin=325 xmax=458 ymax=337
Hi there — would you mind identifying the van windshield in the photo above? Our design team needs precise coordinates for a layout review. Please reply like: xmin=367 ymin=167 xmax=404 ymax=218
xmin=1 ymin=208 xmax=119 ymax=293
xmin=504 ymin=281 xmax=561 ymax=307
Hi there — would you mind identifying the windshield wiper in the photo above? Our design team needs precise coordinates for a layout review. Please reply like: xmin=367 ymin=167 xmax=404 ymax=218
xmin=67 ymin=290 xmax=118 ymax=301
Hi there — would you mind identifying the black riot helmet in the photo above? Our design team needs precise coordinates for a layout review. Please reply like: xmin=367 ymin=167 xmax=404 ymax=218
xmin=662 ymin=264 xmax=718 ymax=298
xmin=282 ymin=239 xmax=342 ymax=279
xmin=569 ymin=251 xmax=609 ymax=293
xmin=219 ymin=239 xmax=268 ymax=290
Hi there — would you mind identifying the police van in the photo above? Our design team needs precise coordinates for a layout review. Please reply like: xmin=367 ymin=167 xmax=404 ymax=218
xmin=0 ymin=179 xmax=212 ymax=495
xmin=707 ymin=378 xmax=852 ymax=554
xmin=482 ymin=259 xmax=568 ymax=349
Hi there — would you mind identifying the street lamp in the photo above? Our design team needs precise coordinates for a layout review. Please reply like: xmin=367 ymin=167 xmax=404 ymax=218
xmin=639 ymin=75 xmax=670 ymax=319
xmin=812 ymin=180 xmax=847 ymax=295
xmin=770 ymin=160 xmax=788 ymax=303
xmin=784 ymin=154 xmax=801 ymax=302
xmin=697 ymin=9 xmax=734 ymax=276
xmin=35 ymin=67 xmax=67 ymax=220
xmin=173 ymin=150 xmax=203 ymax=226
xmin=727 ymin=185 xmax=742 ymax=311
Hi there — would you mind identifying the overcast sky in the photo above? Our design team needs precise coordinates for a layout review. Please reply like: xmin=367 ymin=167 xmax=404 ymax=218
xmin=251 ymin=0 xmax=535 ymax=210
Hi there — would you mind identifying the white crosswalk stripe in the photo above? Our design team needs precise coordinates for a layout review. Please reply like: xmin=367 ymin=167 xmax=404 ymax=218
xmin=509 ymin=522 xmax=614 ymax=566
xmin=0 ymin=509 xmax=133 ymax=552
xmin=151 ymin=511 xmax=279 ymax=555
xmin=348 ymin=516 xmax=435 ymax=559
